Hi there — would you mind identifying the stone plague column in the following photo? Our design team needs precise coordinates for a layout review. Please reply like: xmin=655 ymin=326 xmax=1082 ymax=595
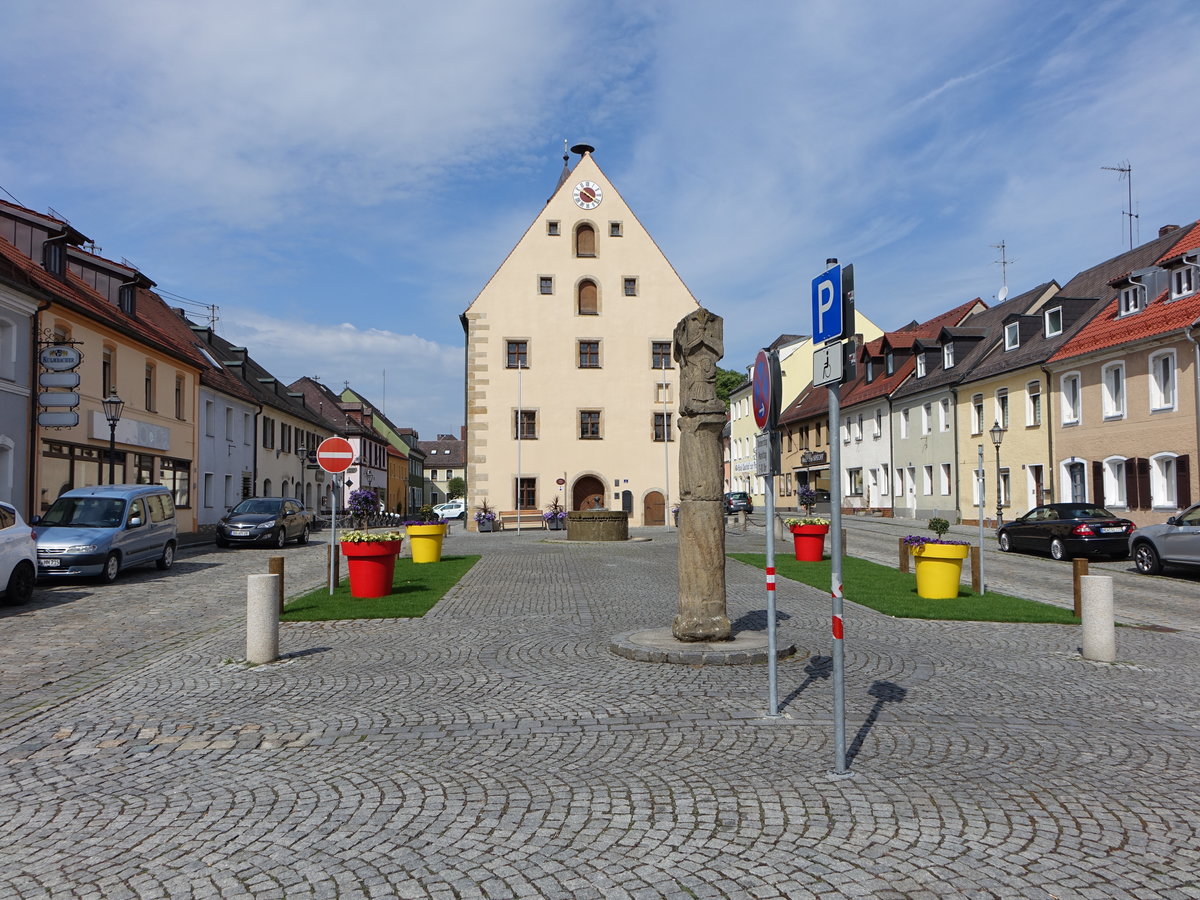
xmin=672 ymin=308 xmax=730 ymax=642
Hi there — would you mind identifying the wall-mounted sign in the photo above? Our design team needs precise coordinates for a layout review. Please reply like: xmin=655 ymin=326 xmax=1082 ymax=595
xmin=801 ymin=450 xmax=828 ymax=466
xmin=39 ymin=372 xmax=81 ymax=389
xmin=39 ymin=346 xmax=83 ymax=371
xmin=38 ymin=391 xmax=80 ymax=408
xmin=38 ymin=411 xmax=80 ymax=428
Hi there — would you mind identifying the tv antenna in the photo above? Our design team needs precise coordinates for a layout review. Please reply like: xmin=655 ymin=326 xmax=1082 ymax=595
xmin=991 ymin=240 xmax=1014 ymax=301
xmin=1101 ymin=161 xmax=1137 ymax=250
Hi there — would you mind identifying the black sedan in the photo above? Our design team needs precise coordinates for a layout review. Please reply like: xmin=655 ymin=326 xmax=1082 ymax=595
xmin=215 ymin=498 xmax=312 ymax=548
xmin=997 ymin=503 xmax=1134 ymax=561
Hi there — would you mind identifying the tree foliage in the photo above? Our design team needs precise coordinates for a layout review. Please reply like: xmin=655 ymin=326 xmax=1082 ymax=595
xmin=715 ymin=367 xmax=746 ymax=408
xmin=446 ymin=476 xmax=466 ymax=500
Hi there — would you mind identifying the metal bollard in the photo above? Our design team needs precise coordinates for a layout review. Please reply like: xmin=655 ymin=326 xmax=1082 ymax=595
xmin=1079 ymin=575 xmax=1115 ymax=663
xmin=247 ymin=574 xmax=280 ymax=664
xmin=268 ymin=556 xmax=285 ymax=614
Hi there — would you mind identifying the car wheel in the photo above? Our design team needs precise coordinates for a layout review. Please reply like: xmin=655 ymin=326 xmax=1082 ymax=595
xmin=1049 ymin=538 xmax=1066 ymax=561
xmin=156 ymin=542 xmax=175 ymax=571
xmin=998 ymin=532 xmax=1011 ymax=552
xmin=4 ymin=561 xmax=35 ymax=604
xmin=275 ymin=528 xmax=287 ymax=549
xmin=1133 ymin=541 xmax=1162 ymax=575
xmin=297 ymin=525 xmax=310 ymax=545
xmin=100 ymin=552 xmax=120 ymax=584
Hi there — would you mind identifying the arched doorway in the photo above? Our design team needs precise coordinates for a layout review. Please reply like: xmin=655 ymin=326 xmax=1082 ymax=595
xmin=573 ymin=475 xmax=605 ymax=511
xmin=643 ymin=491 xmax=665 ymax=526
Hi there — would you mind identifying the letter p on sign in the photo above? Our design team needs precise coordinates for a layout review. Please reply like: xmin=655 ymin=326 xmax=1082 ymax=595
xmin=811 ymin=264 xmax=843 ymax=344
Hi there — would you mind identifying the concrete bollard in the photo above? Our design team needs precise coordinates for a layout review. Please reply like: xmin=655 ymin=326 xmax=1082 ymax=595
xmin=247 ymin=574 xmax=280 ymax=664
xmin=1080 ymin=575 xmax=1116 ymax=663
xmin=737 ymin=510 xmax=746 ymax=532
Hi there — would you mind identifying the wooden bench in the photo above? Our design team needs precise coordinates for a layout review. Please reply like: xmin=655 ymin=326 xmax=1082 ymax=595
xmin=496 ymin=511 xmax=546 ymax=530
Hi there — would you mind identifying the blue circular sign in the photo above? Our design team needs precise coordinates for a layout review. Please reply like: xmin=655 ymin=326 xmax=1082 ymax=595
xmin=752 ymin=350 xmax=772 ymax=431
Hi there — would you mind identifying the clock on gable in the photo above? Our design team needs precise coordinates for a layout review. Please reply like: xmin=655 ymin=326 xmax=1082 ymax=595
xmin=572 ymin=181 xmax=603 ymax=210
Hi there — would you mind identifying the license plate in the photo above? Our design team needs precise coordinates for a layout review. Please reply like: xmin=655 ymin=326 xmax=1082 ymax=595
xmin=39 ymin=558 xmax=61 ymax=567
xmin=1101 ymin=527 xmax=1125 ymax=534
xmin=231 ymin=530 xmax=250 ymax=537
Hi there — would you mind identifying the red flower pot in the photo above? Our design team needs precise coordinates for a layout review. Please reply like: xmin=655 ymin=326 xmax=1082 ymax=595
xmin=789 ymin=524 xmax=830 ymax=562
xmin=340 ymin=540 xmax=402 ymax=598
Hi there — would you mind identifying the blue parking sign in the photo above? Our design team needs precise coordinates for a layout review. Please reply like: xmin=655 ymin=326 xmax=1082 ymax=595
xmin=812 ymin=265 xmax=843 ymax=344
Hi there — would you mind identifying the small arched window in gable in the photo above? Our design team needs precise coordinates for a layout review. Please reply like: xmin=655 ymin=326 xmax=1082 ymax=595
xmin=575 ymin=223 xmax=596 ymax=258
xmin=578 ymin=280 xmax=599 ymax=316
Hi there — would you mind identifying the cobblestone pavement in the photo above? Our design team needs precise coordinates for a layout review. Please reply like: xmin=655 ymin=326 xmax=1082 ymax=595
xmin=1 ymin=528 xmax=1198 ymax=898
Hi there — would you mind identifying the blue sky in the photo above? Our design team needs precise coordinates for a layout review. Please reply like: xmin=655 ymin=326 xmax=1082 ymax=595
xmin=2 ymin=1 xmax=1198 ymax=439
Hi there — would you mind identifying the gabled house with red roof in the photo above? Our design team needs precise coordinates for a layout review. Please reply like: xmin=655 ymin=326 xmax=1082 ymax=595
xmin=0 ymin=200 xmax=207 ymax=528
xmin=1044 ymin=222 xmax=1200 ymax=525
xmin=851 ymin=299 xmax=985 ymax=518
xmin=954 ymin=224 xmax=1192 ymax=525
xmin=889 ymin=286 xmax=1057 ymax=522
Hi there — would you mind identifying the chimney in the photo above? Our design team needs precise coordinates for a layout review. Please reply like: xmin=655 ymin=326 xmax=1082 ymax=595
xmin=1160 ymin=224 xmax=1180 ymax=237
xmin=460 ymin=425 xmax=466 ymax=441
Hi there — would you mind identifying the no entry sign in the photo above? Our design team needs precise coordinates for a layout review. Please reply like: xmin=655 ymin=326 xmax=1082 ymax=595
xmin=316 ymin=437 xmax=355 ymax=473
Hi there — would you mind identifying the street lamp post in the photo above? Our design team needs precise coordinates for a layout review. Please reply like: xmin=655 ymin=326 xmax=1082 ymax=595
xmin=102 ymin=389 xmax=124 ymax=485
xmin=989 ymin=420 xmax=1006 ymax=526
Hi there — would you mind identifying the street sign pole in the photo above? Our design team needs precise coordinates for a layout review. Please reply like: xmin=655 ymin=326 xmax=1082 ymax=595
xmin=978 ymin=445 xmax=986 ymax=594
xmin=753 ymin=349 xmax=782 ymax=718
xmin=765 ymin=462 xmax=778 ymax=716
xmin=829 ymin=384 xmax=847 ymax=774
xmin=329 ymin=474 xmax=339 ymax=594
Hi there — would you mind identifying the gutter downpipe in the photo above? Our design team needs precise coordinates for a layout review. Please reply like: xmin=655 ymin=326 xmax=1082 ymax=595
xmin=1040 ymin=365 xmax=1055 ymax=505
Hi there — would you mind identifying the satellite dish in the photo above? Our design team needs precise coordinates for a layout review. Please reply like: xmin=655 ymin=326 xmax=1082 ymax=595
xmin=997 ymin=286 xmax=1009 ymax=303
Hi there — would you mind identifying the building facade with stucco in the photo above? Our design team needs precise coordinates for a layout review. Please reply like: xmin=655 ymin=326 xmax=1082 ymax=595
xmin=461 ymin=147 xmax=700 ymax=528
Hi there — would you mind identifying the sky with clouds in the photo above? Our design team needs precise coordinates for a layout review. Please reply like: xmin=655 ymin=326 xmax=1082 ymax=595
xmin=2 ymin=0 xmax=1198 ymax=438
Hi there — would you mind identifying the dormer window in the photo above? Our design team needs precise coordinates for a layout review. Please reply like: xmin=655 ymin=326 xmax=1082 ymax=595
xmin=1004 ymin=322 xmax=1019 ymax=350
xmin=916 ymin=355 xmax=926 ymax=378
xmin=1118 ymin=284 xmax=1144 ymax=316
xmin=943 ymin=344 xmax=954 ymax=369
xmin=118 ymin=283 xmax=137 ymax=316
xmin=865 ymin=359 xmax=874 ymax=382
xmin=42 ymin=238 xmax=65 ymax=278
xmin=1171 ymin=266 xmax=1195 ymax=299
xmin=885 ymin=350 xmax=894 ymax=375
xmin=1044 ymin=307 xmax=1063 ymax=337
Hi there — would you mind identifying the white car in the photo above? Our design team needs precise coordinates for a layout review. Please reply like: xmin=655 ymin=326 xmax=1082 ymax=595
xmin=1 ymin=501 xmax=37 ymax=604
xmin=433 ymin=499 xmax=466 ymax=520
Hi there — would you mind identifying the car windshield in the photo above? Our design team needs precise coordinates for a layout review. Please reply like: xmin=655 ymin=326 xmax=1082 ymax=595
xmin=1068 ymin=507 xmax=1117 ymax=519
xmin=232 ymin=499 xmax=282 ymax=515
xmin=40 ymin=497 xmax=126 ymax=528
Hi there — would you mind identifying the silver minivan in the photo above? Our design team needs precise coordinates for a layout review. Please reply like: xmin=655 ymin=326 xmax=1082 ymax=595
xmin=34 ymin=485 xmax=178 ymax=583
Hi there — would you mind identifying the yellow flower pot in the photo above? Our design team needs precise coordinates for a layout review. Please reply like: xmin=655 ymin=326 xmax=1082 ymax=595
xmin=406 ymin=523 xmax=447 ymax=564
xmin=912 ymin=542 xmax=970 ymax=599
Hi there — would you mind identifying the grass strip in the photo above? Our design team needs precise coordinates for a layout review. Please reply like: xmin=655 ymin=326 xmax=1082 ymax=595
xmin=282 ymin=555 xmax=480 ymax=621
xmin=729 ymin=553 xmax=1080 ymax=624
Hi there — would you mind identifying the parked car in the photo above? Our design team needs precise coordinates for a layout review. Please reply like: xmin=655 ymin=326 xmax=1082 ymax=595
xmin=724 ymin=492 xmax=753 ymax=514
xmin=1128 ymin=503 xmax=1200 ymax=575
xmin=215 ymin=497 xmax=313 ymax=548
xmin=34 ymin=485 xmax=178 ymax=583
xmin=433 ymin=499 xmax=466 ymax=520
xmin=996 ymin=503 xmax=1134 ymax=561
xmin=0 ymin=501 xmax=36 ymax=604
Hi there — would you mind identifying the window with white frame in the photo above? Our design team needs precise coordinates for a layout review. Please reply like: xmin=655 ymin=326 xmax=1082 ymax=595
xmin=1101 ymin=362 xmax=1125 ymax=419
xmin=1171 ymin=266 xmax=1195 ymax=299
xmin=1000 ymin=468 xmax=1011 ymax=507
xmin=1151 ymin=453 xmax=1178 ymax=508
xmin=842 ymin=421 xmax=851 ymax=444
xmin=1004 ymin=322 xmax=1020 ymax=350
xmin=866 ymin=359 xmax=874 ymax=382
xmin=894 ymin=468 xmax=903 ymax=497
xmin=943 ymin=344 xmax=954 ymax=369
xmin=940 ymin=463 xmax=952 ymax=495
xmin=1044 ymin=307 xmax=1063 ymax=337
xmin=854 ymin=413 xmax=863 ymax=442
xmin=939 ymin=398 xmax=950 ymax=432
xmin=916 ymin=354 xmax=926 ymax=377
xmin=899 ymin=408 xmax=909 ymax=439
xmin=847 ymin=468 xmax=863 ymax=496
xmin=996 ymin=389 xmax=1009 ymax=429
xmin=1060 ymin=373 xmax=1081 ymax=425
xmin=971 ymin=394 xmax=983 ymax=434
xmin=972 ymin=463 xmax=983 ymax=505
xmin=1149 ymin=351 xmax=1176 ymax=411
xmin=885 ymin=350 xmax=894 ymax=375
xmin=1119 ymin=284 xmax=1144 ymax=316
xmin=873 ymin=408 xmax=882 ymax=438
xmin=1103 ymin=457 xmax=1127 ymax=507
xmin=922 ymin=465 xmax=933 ymax=495
xmin=922 ymin=402 xmax=932 ymax=435
xmin=1027 ymin=381 xmax=1042 ymax=426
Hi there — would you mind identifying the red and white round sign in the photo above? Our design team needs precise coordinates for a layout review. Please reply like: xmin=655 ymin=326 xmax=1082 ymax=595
xmin=316 ymin=436 xmax=355 ymax=473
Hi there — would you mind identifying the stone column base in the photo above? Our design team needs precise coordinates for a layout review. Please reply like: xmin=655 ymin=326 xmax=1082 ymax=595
xmin=672 ymin=613 xmax=731 ymax=642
